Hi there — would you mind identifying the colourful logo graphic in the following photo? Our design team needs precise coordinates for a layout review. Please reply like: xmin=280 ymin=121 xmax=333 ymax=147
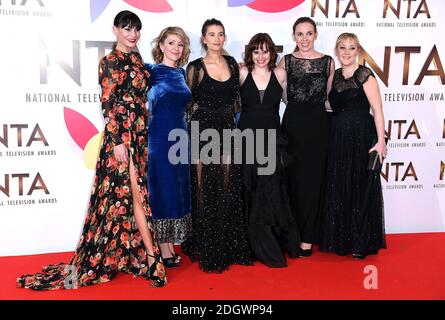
xmin=90 ymin=0 xmax=304 ymax=22
xmin=90 ymin=0 xmax=111 ymax=23
xmin=228 ymin=0 xmax=305 ymax=12
xmin=64 ymin=107 xmax=102 ymax=169
xmin=229 ymin=0 xmax=255 ymax=6
xmin=90 ymin=0 xmax=173 ymax=22
xmin=123 ymin=0 xmax=172 ymax=12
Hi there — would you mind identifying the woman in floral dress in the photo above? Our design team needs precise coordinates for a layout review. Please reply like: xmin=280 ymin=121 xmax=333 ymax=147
xmin=16 ymin=10 xmax=166 ymax=289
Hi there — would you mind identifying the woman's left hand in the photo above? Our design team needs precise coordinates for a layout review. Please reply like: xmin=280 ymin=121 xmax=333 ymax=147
xmin=369 ymin=140 xmax=388 ymax=164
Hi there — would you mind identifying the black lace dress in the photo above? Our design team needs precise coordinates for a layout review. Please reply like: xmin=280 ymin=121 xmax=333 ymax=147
xmin=319 ymin=66 xmax=386 ymax=256
xmin=282 ymin=54 xmax=333 ymax=244
xmin=182 ymin=56 xmax=253 ymax=272
xmin=238 ymin=72 xmax=300 ymax=267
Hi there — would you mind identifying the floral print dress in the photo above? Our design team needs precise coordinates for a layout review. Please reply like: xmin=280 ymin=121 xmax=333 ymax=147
xmin=16 ymin=49 xmax=166 ymax=290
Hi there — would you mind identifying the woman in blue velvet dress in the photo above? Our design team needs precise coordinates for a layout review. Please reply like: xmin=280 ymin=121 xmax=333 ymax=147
xmin=145 ymin=27 xmax=192 ymax=267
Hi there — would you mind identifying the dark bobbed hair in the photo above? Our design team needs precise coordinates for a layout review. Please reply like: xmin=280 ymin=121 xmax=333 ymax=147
xmin=113 ymin=10 xmax=142 ymax=31
xmin=244 ymin=33 xmax=277 ymax=72
xmin=292 ymin=17 xmax=317 ymax=52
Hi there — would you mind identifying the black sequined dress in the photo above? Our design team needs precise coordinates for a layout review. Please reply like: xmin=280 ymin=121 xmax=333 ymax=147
xmin=182 ymin=56 xmax=253 ymax=272
xmin=282 ymin=54 xmax=333 ymax=244
xmin=319 ymin=66 xmax=386 ymax=255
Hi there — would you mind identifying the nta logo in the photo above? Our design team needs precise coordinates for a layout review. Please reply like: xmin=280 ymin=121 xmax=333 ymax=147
xmin=385 ymin=120 xmax=421 ymax=140
xmin=311 ymin=0 xmax=431 ymax=19
xmin=0 ymin=172 xmax=49 ymax=197
xmin=0 ymin=124 xmax=48 ymax=148
xmin=381 ymin=162 xmax=418 ymax=182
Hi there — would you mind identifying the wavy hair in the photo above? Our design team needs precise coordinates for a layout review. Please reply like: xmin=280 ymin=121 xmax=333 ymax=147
xmin=152 ymin=26 xmax=191 ymax=67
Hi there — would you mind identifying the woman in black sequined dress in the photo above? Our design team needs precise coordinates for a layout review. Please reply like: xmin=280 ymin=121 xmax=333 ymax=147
xmin=278 ymin=17 xmax=335 ymax=257
xmin=182 ymin=19 xmax=253 ymax=272
xmin=318 ymin=33 xmax=387 ymax=259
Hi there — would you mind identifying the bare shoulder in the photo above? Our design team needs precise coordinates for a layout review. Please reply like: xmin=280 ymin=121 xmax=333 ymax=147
xmin=314 ymin=50 xmax=326 ymax=58
xmin=239 ymin=65 xmax=249 ymax=76
xmin=273 ymin=67 xmax=286 ymax=83
xmin=363 ymin=74 xmax=379 ymax=89
xmin=277 ymin=55 xmax=286 ymax=68
xmin=239 ymin=65 xmax=248 ymax=84
xmin=274 ymin=66 xmax=286 ymax=78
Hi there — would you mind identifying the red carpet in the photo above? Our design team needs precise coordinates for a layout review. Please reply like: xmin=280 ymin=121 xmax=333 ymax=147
xmin=1 ymin=233 xmax=444 ymax=300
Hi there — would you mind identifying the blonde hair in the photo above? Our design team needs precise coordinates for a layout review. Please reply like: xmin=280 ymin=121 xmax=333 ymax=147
xmin=152 ymin=26 xmax=191 ymax=67
xmin=335 ymin=32 xmax=361 ymax=50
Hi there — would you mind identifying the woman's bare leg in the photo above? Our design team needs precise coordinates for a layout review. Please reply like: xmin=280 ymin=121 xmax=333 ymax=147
xmin=168 ymin=243 xmax=175 ymax=255
xmin=197 ymin=160 xmax=203 ymax=189
xmin=128 ymin=158 xmax=161 ymax=274
xmin=159 ymin=243 xmax=173 ymax=258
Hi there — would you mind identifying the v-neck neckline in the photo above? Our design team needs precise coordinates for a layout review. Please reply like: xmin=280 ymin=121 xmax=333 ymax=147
xmin=249 ymin=71 xmax=273 ymax=104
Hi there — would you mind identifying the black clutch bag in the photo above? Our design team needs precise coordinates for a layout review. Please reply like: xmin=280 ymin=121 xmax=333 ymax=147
xmin=367 ymin=137 xmax=389 ymax=171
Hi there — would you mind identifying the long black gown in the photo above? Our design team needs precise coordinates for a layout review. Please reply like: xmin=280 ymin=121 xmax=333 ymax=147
xmin=319 ymin=66 xmax=386 ymax=255
xmin=182 ymin=56 xmax=253 ymax=272
xmin=282 ymin=54 xmax=333 ymax=244
xmin=238 ymin=71 xmax=300 ymax=267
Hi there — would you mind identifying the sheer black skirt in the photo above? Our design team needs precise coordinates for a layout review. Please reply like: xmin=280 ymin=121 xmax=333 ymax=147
xmin=319 ymin=110 xmax=386 ymax=255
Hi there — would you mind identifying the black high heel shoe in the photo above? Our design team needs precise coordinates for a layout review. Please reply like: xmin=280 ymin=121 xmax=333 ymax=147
xmin=147 ymin=253 xmax=166 ymax=288
xmin=299 ymin=247 xmax=313 ymax=257
xmin=162 ymin=256 xmax=180 ymax=268
xmin=352 ymin=253 xmax=366 ymax=260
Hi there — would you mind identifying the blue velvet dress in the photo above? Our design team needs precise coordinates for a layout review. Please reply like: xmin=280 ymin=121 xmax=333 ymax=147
xmin=145 ymin=63 xmax=192 ymax=244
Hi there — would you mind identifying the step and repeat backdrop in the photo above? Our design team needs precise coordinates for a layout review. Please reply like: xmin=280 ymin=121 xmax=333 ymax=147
xmin=0 ymin=0 xmax=444 ymax=256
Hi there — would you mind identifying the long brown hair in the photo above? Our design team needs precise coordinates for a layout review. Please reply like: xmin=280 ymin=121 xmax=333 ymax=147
xmin=244 ymin=33 xmax=277 ymax=72
xmin=200 ymin=18 xmax=229 ymax=55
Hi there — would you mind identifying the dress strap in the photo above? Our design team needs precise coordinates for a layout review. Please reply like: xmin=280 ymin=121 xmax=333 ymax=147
xmin=285 ymin=54 xmax=290 ymax=72
xmin=191 ymin=59 xmax=202 ymax=92
xmin=225 ymin=55 xmax=239 ymax=83
xmin=324 ymin=55 xmax=332 ymax=78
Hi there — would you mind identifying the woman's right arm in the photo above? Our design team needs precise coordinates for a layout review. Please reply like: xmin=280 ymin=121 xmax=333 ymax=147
xmin=364 ymin=75 xmax=387 ymax=163
xmin=277 ymin=56 xmax=288 ymax=104
xmin=239 ymin=65 xmax=248 ymax=86
xmin=185 ymin=63 xmax=199 ymax=121
xmin=277 ymin=55 xmax=286 ymax=71
xmin=99 ymin=55 xmax=129 ymax=162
